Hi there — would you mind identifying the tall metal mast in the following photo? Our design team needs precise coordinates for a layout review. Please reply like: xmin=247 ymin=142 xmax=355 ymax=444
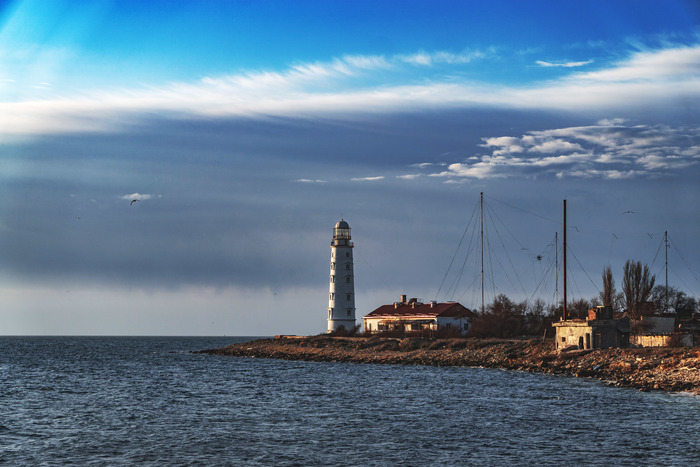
xmin=480 ymin=192 xmax=484 ymax=313
xmin=562 ymin=200 xmax=567 ymax=321
xmin=555 ymin=232 xmax=559 ymax=311
xmin=665 ymin=230 xmax=669 ymax=313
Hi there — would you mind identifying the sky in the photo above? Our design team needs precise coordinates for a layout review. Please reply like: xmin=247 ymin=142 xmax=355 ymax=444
xmin=1 ymin=0 xmax=699 ymax=335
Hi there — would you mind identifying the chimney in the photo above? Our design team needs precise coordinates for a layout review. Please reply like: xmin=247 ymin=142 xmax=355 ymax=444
xmin=400 ymin=294 xmax=407 ymax=304
xmin=430 ymin=301 xmax=437 ymax=308
xmin=394 ymin=302 xmax=399 ymax=309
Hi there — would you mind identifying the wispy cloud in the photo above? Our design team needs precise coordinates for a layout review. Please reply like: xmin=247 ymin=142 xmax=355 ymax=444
xmin=536 ymin=59 xmax=593 ymax=67
xmin=571 ymin=46 xmax=700 ymax=81
xmin=351 ymin=176 xmax=385 ymax=182
xmin=295 ymin=178 xmax=327 ymax=184
xmin=399 ymin=50 xmax=486 ymax=66
xmin=432 ymin=122 xmax=700 ymax=180
xmin=1 ymin=45 xmax=699 ymax=139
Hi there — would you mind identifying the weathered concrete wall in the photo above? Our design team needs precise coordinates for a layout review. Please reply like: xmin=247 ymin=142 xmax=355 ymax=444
xmin=554 ymin=321 xmax=593 ymax=350
xmin=632 ymin=333 xmax=694 ymax=347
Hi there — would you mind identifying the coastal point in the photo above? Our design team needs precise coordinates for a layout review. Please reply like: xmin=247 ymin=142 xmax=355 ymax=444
xmin=200 ymin=336 xmax=700 ymax=394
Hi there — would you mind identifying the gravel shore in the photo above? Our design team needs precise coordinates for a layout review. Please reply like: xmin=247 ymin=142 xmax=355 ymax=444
xmin=198 ymin=336 xmax=700 ymax=394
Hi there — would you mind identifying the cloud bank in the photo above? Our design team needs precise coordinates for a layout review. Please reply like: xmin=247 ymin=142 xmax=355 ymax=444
xmin=430 ymin=121 xmax=700 ymax=180
xmin=1 ymin=45 xmax=699 ymax=139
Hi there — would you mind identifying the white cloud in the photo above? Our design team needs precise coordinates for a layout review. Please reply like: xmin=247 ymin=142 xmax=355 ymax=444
xmin=597 ymin=118 xmax=625 ymax=126
xmin=1 ymin=45 xmax=700 ymax=139
xmin=351 ymin=176 xmax=385 ymax=182
xmin=295 ymin=179 xmax=327 ymax=183
xmin=536 ymin=59 xmax=593 ymax=67
xmin=528 ymin=139 xmax=583 ymax=153
xmin=573 ymin=46 xmax=700 ymax=82
xmin=397 ymin=174 xmax=421 ymax=180
xmin=432 ymin=122 xmax=700 ymax=180
xmin=431 ymin=161 xmax=506 ymax=180
xmin=399 ymin=50 xmax=484 ymax=66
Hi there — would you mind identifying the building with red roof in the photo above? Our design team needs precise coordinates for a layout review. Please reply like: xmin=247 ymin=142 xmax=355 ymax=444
xmin=363 ymin=295 xmax=476 ymax=336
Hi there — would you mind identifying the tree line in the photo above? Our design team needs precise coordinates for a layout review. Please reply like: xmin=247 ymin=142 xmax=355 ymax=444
xmin=469 ymin=259 xmax=698 ymax=338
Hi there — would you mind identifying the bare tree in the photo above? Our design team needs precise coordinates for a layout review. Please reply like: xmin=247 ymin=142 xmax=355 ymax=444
xmin=568 ymin=298 xmax=591 ymax=319
xmin=601 ymin=266 xmax=616 ymax=307
xmin=622 ymin=260 xmax=656 ymax=319
xmin=650 ymin=285 xmax=697 ymax=318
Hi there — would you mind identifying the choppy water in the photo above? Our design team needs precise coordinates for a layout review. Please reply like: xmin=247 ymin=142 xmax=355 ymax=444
xmin=1 ymin=336 xmax=698 ymax=465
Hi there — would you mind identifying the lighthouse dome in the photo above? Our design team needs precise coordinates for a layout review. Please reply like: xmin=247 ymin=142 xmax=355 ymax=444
xmin=335 ymin=219 xmax=350 ymax=229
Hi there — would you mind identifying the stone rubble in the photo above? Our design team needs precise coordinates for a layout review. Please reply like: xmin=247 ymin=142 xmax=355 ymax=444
xmin=198 ymin=336 xmax=700 ymax=394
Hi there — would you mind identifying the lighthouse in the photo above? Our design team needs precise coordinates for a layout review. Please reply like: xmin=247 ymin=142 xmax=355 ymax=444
xmin=327 ymin=219 xmax=356 ymax=333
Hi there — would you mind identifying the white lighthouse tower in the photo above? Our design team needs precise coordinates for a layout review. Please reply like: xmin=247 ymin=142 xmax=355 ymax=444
xmin=327 ymin=219 xmax=356 ymax=333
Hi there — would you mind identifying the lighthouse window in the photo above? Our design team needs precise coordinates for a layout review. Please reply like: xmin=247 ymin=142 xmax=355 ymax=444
xmin=328 ymin=309 xmax=332 ymax=319
xmin=345 ymin=263 xmax=351 ymax=271
xmin=329 ymin=293 xmax=335 ymax=300
xmin=345 ymin=252 xmax=350 ymax=258
xmin=331 ymin=262 xmax=336 ymax=270
xmin=330 ymin=275 xmax=335 ymax=283
xmin=346 ymin=293 xmax=352 ymax=301
xmin=345 ymin=275 xmax=351 ymax=283
xmin=346 ymin=308 xmax=351 ymax=317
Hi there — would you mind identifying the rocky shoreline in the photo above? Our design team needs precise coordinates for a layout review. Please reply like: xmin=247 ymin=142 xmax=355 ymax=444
xmin=198 ymin=336 xmax=700 ymax=394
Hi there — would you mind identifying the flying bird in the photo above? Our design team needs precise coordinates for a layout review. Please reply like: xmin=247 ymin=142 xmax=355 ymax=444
xmin=623 ymin=210 xmax=634 ymax=214
xmin=130 ymin=199 xmax=140 ymax=205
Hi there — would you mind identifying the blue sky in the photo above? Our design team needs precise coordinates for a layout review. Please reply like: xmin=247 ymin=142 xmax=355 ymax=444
xmin=1 ymin=0 xmax=699 ymax=335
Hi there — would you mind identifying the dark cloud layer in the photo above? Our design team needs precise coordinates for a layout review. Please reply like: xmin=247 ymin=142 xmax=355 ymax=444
xmin=1 ymin=109 xmax=699 ymax=305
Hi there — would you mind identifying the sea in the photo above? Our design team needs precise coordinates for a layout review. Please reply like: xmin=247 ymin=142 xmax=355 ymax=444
xmin=1 ymin=336 xmax=698 ymax=466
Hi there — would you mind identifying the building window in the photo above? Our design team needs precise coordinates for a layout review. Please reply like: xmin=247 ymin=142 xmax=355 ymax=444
xmin=330 ymin=275 xmax=335 ymax=283
xmin=345 ymin=252 xmax=350 ymax=258
xmin=329 ymin=293 xmax=335 ymax=300
xmin=328 ymin=309 xmax=332 ymax=319
xmin=345 ymin=275 xmax=351 ymax=283
xmin=345 ymin=263 xmax=351 ymax=271
xmin=346 ymin=308 xmax=352 ymax=316
xmin=346 ymin=293 xmax=352 ymax=301
xmin=331 ymin=262 xmax=336 ymax=270
xmin=561 ymin=337 xmax=566 ymax=343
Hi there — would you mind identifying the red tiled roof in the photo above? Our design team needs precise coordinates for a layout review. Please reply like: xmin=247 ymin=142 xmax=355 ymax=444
xmin=364 ymin=302 xmax=475 ymax=319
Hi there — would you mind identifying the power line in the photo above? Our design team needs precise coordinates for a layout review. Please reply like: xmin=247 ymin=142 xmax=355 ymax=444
xmin=485 ymin=195 xmax=559 ymax=225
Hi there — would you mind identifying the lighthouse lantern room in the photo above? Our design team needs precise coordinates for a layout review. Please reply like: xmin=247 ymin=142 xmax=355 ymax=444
xmin=327 ymin=219 xmax=356 ymax=333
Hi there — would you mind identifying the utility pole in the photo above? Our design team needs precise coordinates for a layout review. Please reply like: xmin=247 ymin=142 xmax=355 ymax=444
xmin=562 ymin=200 xmax=567 ymax=321
xmin=555 ymin=232 xmax=559 ymax=312
xmin=665 ymin=230 xmax=669 ymax=314
xmin=480 ymin=192 xmax=484 ymax=314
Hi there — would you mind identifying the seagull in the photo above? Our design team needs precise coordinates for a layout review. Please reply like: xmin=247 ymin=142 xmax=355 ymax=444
xmin=130 ymin=199 xmax=140 ymax=205
xmin=623 ymin=210 xmax=634 ymax=214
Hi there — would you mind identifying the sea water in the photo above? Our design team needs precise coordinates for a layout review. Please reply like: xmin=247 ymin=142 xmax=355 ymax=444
xmin=1 ymin=336 xmax=698 ymax=466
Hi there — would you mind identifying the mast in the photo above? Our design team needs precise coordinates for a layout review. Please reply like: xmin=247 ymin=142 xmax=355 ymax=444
xmin=562 ymin=200 xmax=567 ymax=320
xmin=480 ymin=192 xmax=484 ymax=313
xmin=555 ymin=232 xmax=559 ymax=311
xmin=665 ymin=230 xmax=669 ymax=313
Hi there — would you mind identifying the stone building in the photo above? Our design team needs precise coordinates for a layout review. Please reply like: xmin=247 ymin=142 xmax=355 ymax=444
xmin=552 ymin=306 xmax=630 ymax=350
